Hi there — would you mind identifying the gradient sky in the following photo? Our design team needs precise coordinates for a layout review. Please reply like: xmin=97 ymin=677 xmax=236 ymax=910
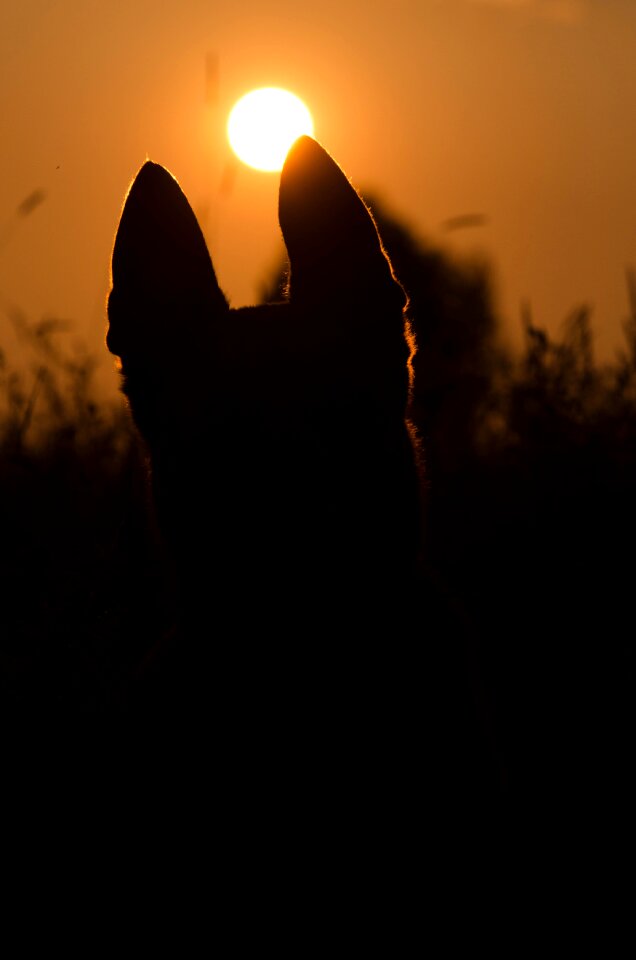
xmin=1 ymin=0 xmax=635 ymax=397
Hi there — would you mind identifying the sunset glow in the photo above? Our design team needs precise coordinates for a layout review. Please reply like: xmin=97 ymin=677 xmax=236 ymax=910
xmin=227 ymin=88 xmax=314 ymax=172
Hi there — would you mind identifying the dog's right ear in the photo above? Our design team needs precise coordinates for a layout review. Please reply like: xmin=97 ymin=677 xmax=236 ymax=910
xmin=279 ymin=136 xmax=405 ymax=311
xmin=107 ymin=161 xmax=229 ymax=363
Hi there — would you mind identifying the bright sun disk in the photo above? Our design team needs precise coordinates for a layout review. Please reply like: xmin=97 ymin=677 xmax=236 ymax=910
xmin=227 ymin=87 xmax=314 ymax=172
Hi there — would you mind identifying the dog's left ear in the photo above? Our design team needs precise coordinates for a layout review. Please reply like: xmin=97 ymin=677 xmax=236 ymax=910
xmin=279 ymin=136 xmax=405 ymax=309
xmin=107 ymin=161 xmax=229 ymax=363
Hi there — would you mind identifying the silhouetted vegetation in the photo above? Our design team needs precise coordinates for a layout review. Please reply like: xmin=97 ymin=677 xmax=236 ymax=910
xmin=1 ymin=203 xmax=633 ymax=795
xmin=371 ymin=204 xmax=636 ymax=792
xmin=0 ymin=307 xmax=173 ymax=709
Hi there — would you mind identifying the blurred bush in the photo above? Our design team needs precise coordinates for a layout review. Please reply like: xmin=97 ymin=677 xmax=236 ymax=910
xmin=0 ymin=306 xmax=174 ymax=709
xmin=370 ymin=203 xmax=636 ymax=791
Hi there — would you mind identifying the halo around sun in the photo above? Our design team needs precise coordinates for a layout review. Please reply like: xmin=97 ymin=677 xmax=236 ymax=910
xmin=227 ymin=88 xmax=314 ymax=172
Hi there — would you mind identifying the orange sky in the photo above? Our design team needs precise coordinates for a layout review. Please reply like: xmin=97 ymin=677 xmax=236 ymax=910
xmin=1 ymin=0 xmax=635 ymax=398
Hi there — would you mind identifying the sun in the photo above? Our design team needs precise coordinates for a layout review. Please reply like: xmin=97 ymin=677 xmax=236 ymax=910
xmin=227 ymin=88 xmax=314 ymax=172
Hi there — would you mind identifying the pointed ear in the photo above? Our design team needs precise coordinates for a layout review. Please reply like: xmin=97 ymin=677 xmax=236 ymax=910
xmin=278 ymin=137 xmax=405 ymax=308
xmin=107 ymin=161 xmax=228 ymax=361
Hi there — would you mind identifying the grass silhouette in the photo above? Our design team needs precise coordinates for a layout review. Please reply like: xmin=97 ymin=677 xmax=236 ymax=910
xmin=0 ymin=306 xmax=174 ymax=709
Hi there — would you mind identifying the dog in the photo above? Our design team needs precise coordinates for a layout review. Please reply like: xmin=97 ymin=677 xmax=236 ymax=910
xmin=107 ymin=136 xmax=495 ymax=794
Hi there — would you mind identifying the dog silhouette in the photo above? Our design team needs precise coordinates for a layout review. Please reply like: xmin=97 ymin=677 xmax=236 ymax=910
xmin=107 ymin=136 xmax=494 ymax=790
